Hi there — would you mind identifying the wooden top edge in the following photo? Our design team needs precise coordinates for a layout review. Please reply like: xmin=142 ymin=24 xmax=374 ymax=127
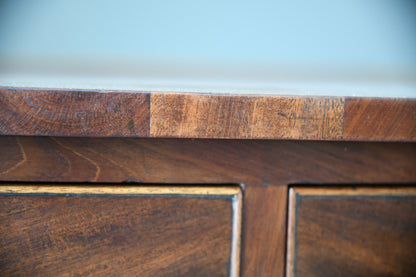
xmin=290 ymin=187 xmax=416 ymax=197
xmin=1 ymin=87 xmax=415 ymax=141
xmin=0 ymin=185 xmax=241 ymax=196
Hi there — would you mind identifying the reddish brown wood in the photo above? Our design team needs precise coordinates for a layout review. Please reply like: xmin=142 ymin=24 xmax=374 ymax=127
xmin=1 ymin=87 xmax=416 ymax=141
xmin=242 ymin=185 xmax=288 ymax=277
xmin=0 ymin=136 xmax=415 ymax=276
xmin=344 ymin=98 xmax=416 ymax=141
xmin=150 ymin=93 xmax=344 ymax=140
xmin=0 ymin=137 xmax=415 ymax=185
xmin=0 ymin=186 xmax=239 ymax=276
xmin=287 ymin=187 xmax=416 ymax=277
xmin=0 ymin=88 xmax=150 ymax=137
xmin=1 ymin=87 xmax=415 ymax=276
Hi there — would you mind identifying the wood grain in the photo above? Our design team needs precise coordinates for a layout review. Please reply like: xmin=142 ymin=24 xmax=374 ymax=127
xmin=150 ymin=93 xmax=344 ymax=139
xmin=1 ymin=137 xmax=416 ymax=276
xmin=287 ymin=187 xmax=416 ymax=277
xmin=0 ymin=87 xmax=150 ymax=137
xmin=344 ymin=98 xmax=416 ymax=141
xmin=1 ymin=87 xmax=416 ymax=140
xmin=0 ymin=137 xmax=415 ymax=185
xmin=0 ymin=185 xmax=241 ymax=277
xmin=242 ymin=185 xmax=288 ymax=277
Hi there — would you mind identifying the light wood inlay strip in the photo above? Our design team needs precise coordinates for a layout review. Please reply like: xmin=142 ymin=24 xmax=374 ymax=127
xmin=291 ymin=187 xmax=416 ymax=197
xmin=0 ymin=185 xmax=241 ymax=196
xmin=286 ymin=188 xmax=297 ymax=277
xmin=231 ymin=189 xmax=243 ymax=277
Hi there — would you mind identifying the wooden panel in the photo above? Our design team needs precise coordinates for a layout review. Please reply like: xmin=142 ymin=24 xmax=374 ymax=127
xmin=1 ymin=137 xmax=415 ymax=276
xmin=0 ymin=185 xmax=242 ymax=277
xmin=150 ymin=93 xmax=344 ymax=139
xmin=0 ymin=137 xmax=415 ymax=185
xmin=242 ymin=185 xmax=287 ymax=277
xmin=344 ymin=98 xmax=416 ymax=141
xmin=287 ymin=187 xmax=416 ymax=277
xmin=0 ymin=88 xmax=150 ymax=137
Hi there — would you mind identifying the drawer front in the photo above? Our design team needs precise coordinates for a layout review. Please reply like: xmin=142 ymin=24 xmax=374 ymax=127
xmin=0 ymin=186 xmax=242 ymax=277
xmin=287 ymin=187 xmax=416 ymax=277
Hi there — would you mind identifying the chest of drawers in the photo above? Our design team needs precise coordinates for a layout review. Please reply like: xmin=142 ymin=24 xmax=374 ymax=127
xmin=0 ymin=87 xmax=415 ymax=276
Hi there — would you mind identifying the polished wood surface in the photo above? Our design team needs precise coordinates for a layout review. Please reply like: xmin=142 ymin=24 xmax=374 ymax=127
xmin=1 ymin=84 xmax=415 ymax=276
xmin=1 ymin=137 xmax=415 ymax=185
xmin=150 ymin=93 xmax=344 ymax=139
xmin=344 ymin=98 xmax=416 ymax=141
xmin=242 ymin=185 xmax=288 ymax=277
xmin=0 ymin=185 xmax=241 ymax=277
xmin=1 ymin=87 xmax=415 ymax=141
xmin=2 ymin=137 xmax=415 ymax=276
xmin=0 ymin=88 xmax=150 ymax=137
xmin=287 ymin=187 xmax=416 ymax=277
